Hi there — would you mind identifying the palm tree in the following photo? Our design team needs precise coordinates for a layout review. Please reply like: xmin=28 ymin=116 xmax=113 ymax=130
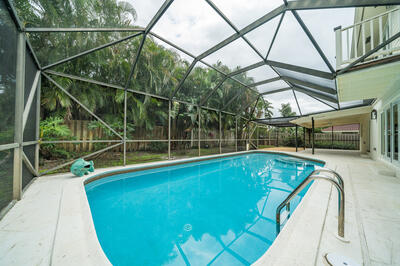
xmin=279 ymin=103 xmax=296 ymax=117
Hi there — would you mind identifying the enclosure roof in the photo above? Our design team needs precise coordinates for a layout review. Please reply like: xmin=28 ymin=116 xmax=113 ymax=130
xmin=254 ymin=116 xmax=300 ymax=127
xmin=7 ymin=0 xmax=398 ymax=120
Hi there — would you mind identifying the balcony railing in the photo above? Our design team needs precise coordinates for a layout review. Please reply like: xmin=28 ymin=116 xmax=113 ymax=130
xmin=335 ymin=7 xmax=400 ymax=70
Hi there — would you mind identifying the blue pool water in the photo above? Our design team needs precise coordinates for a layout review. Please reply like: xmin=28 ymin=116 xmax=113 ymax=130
xmin=85 ymin=153 xmax=323 ymax=266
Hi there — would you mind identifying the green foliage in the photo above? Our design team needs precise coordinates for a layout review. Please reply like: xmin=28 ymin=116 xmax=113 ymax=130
xmin=39 ymin=117 xmax=76 ymax=160
xmin=314 ymin=141 xmax=358 ymax=150
xmin=279 ymin=103 xmax=296 ymax=117
xmin=40 ymin=117 xmax=72 ymax=140
xmin=148 ymin=142 xmax=168 ymax=152
xmin=13 ymin=0 xmax=277 ymax=166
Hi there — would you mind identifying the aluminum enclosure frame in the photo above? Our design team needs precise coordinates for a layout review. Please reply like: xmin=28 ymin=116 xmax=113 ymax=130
xmin=1 ymin=0 xmax=397 ymax=188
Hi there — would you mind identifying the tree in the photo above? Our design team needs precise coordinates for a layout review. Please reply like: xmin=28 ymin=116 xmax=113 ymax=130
xmin=279 ymin=103 xmax=296 ymax=117
xmin=13 ymin=0 xmax=282 ymax=150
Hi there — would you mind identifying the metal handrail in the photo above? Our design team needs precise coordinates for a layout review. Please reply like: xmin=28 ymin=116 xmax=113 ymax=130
xmin=311 ymin=167 xmax=344 ymax=189
xmin=276 ymin=169 xmax=345 ymax=238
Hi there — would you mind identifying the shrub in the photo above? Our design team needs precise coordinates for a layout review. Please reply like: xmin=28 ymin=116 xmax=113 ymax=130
xmin=148 ymin=142 xmax=168 ymax=152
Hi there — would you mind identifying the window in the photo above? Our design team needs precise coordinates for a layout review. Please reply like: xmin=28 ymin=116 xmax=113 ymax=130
xmin=387 ymin=108 xmax=391 ymax=158
xmin=381 ymin=101 xmax=400 ymax=164
xmin=393 ymin=103 xmax=398 ymax=161
xmin=381 ymin=112 xmax=385 ymax=155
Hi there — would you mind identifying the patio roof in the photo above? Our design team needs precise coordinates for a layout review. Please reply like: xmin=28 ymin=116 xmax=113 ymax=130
xmin=290 ymin=105 xmax=372 ymax=128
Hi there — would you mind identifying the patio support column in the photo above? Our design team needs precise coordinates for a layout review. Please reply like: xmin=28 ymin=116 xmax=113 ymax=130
xmin=331 ymin=125 xmax=334 ymax=149
xmin=303 ymin=127 xmax=306 ymax=150
xmin=312 ymin=117 xmax=315 ymax=155
xmin=235 ymin=116 xmax=238 ymax=152
xmin=219 ymin=112 xmax=222 ymax=154
xmin=295 ymin=125 xmax=298 ymax=152
xmin=13 ymin=32 xmax=25 ymax=200
xmin=198 ymin=106 xmax=201 ymax=157
xmin=168 ymin=100 xmax=171 ymax=159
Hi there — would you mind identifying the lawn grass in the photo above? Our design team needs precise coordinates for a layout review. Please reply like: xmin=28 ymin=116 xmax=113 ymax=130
xmin=258 ymin=145 xmax=275 ymax=149
xmin=39 ymin=147 xmax=224 ymax=175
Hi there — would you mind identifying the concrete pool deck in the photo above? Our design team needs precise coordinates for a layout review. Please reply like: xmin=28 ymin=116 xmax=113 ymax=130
xmin=0 ymin=149 xmax=399 ymax=265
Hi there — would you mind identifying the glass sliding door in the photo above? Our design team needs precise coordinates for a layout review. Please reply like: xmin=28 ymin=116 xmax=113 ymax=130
xmin=393 ymin=103 xmax=399 ymax=163
xmin=381 ymin=112 xmax=385 ymax=155
xmin=386 ymin=108 xmax=391 ymax=159
xmin=382 ymin=101 xmax=400 ymax=164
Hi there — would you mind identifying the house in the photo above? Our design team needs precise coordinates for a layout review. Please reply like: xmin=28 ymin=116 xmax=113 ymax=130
xmin=321 ymin=124 xmax=360 ymax=134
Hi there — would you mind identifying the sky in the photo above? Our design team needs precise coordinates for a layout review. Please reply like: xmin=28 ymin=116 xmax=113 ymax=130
xmin=126 ymin=0 xmax=355 ymax=117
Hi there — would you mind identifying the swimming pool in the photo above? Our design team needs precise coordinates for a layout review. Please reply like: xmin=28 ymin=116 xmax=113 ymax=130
xmin=85 ymin=152 xmax=324 ymax=265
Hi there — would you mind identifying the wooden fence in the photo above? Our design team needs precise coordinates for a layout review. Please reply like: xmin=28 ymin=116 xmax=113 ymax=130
xmin=256 ymin=131 xmax=360 ymax=150
xmin=64 ymin=120 xmax=167 ymax=152
xmin=61 ymin=121 xmax=361 ymax=152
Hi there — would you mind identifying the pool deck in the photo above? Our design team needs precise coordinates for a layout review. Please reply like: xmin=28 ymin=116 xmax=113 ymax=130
xmin=0 ymin=149 xmax=399 ymax=265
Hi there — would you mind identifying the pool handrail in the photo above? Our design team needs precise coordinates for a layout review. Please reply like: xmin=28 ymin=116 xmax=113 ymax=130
xmin=276 ymin=168 xmax=345 ymax=238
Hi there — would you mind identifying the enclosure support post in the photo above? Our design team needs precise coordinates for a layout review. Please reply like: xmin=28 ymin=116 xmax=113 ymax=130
xmin=268 ymin=129 xmax=271 ymax=146
xmin=276 ymin=128 xmax=279 ymax=147
xmin=219 ymin=112 xmax=222 ymax=154
xmin=168 ymin=100 xmax=171 ymax=159
xmin=312 ymin=117 xmax=315 ymax=155
xmin=123 ymin=89 xmax=127 ymax=166
xmin=303 ymin=127 xmax=306 ymax=150
xmin=295 ymin=125 xmax=298 ymax=152
xmin=35 ymin=74 xmax=41 ymax=172
xmin=247 ymin=122 xmax=250 ymax=151
xmin=235 ymin=116 xmax=238 ymax=152
xmin=13 ymin=32 xmax=25 ymax=200
xmin=331 ymin=125 xmax=334 ymax=149
xmin=198 ymin=107 xmax=201 ymax=157
xmin=256 ymin=125 xmax=259 ymax=149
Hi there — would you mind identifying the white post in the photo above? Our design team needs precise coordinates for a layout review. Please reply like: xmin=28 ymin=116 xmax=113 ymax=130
xmin=123 ymin=89 xmax=127 ymax=166
xmin=168 ymin=100 xmax=171 ymax=159
xmin=219 ymin=112 xmax=222 ymax=154
xmin=362 ymin=23 xmax=366 ymax=55
xmin=198 ymin=107 xmax=201 ymax=156
xmin=35 ymin=75 xmax=41 ymax=172
xmin=235 ymin=116 xmax=238 ymax=152
xmin=370 ymin=19 xmax=374 ymax=51
xmin=13 ymin=32 xmax=25 ymax=200
xmin=335 ymin=26 xmax=343 ymax=69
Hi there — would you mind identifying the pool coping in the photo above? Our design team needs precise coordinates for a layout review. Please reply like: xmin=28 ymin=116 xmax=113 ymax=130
xmin=84 ymin=150 xmax=325 ymax=185
xmin=71 ymin=150 xmax=327 ymax=265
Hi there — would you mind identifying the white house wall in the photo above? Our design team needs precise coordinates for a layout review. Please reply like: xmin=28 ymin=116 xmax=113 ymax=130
xmin=369 ymin=77 xmax=400 ymax=175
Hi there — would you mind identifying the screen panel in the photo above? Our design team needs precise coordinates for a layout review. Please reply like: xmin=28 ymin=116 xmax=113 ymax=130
xmin=210 ymin=0 xmax=283 ymax=30
xmin=151 ymin=0 xmax=235 ymax=56
xmin=268 ymin=11 xmax=330 ymax=72
xmin=11 ymin=0 xmax=164 ymax=28
xmin=41 ymin=76 xmax=123 ymax=141
xmin=176 ymin=62 xmax=225 ymax=104
xmin=51 ymin=37 xmax=138 ymax=88
xmin=27 ymin=31 xmax=132 ymax=67
xmin=262 ymin=90 xmax=300 ymax=118
xmin=126 ymin=92 xmax=168 ymax=140
xmin=0 ymin=0 xmax=17 ymax=145
xmin=221 ymin=113 xmax=236 ymax=153
xmin=132 ymin=36 xmax=192 ymax=97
